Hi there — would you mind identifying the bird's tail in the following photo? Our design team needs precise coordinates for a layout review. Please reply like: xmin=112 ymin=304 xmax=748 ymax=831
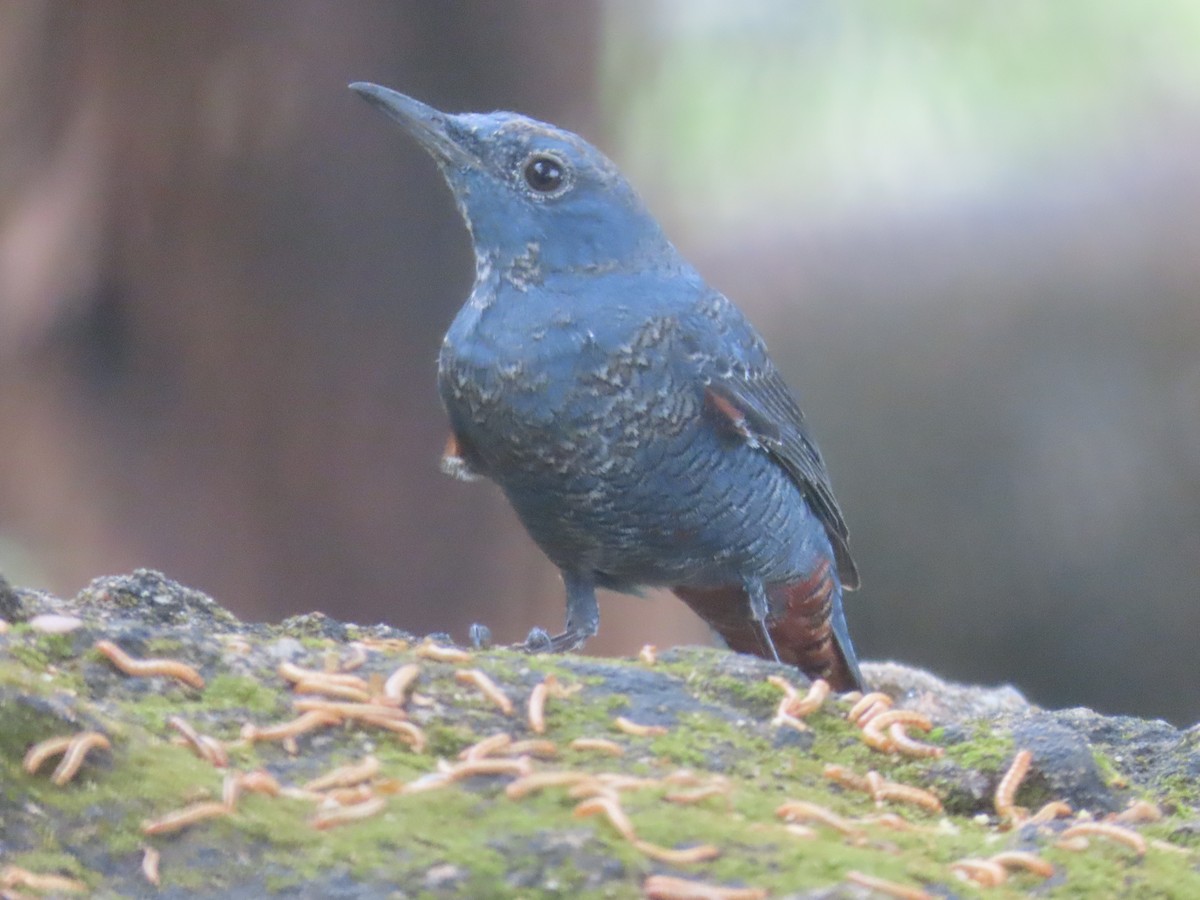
xmin=673 ymin=560 xmax=863 ymax=692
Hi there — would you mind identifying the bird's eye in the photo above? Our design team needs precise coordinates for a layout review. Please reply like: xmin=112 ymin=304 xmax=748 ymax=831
xmin=523 ymin=155 xmax=566 ymax=193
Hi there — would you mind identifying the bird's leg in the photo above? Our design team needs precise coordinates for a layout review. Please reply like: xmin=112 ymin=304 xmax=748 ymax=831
xmin=467 ymin=622 xmax=493 ymax=649
xmin=744 ymin=577 xmax=781 ymax=663
xmin=523 ymin=571 xmax=599 ymax=653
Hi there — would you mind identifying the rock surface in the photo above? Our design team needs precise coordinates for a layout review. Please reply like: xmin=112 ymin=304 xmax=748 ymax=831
xmin=0 ymin=570 xmax=1196 ymax=898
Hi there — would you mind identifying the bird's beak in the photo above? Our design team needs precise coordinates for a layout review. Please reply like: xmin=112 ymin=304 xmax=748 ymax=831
xmin=349 ymin=82 xmax=475 ymax=168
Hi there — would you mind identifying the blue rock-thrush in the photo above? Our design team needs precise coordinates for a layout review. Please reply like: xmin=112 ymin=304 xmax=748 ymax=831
xmin=351 ymin=83 xmax=864 ymax=690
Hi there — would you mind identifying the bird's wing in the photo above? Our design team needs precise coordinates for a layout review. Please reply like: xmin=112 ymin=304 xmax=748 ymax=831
xmin=685 ymin=295 xmax=859 ymax=589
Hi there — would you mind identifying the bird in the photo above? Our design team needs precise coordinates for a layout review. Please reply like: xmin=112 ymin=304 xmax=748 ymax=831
xmin=350 ymin=82 xmax=864 ymax=691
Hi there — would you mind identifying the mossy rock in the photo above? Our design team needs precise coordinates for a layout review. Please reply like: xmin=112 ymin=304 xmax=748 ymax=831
xmin=0 ymin=570 xmax=1196 ymax=898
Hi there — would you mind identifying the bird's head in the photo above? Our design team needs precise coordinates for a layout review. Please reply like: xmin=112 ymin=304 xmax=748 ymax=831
xmin=351 ymin=83 xmax=673 ymax=275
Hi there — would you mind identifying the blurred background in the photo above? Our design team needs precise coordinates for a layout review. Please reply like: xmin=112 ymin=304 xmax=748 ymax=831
xmin=1 ymin=1 xmax=1197 ymax=724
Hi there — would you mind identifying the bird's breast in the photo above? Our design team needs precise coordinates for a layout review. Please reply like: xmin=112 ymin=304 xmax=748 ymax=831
xmin=438 ymin=290 xmax=701 ymax=483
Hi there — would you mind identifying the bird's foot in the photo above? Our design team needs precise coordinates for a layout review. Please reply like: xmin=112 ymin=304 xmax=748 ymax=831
xmin=467 ymin=622 xmax=493 ymax=650
xmin=521 ymin=626 xmax=588 ymax=654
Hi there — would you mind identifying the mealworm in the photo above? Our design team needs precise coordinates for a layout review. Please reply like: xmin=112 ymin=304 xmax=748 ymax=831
xmin=455 ymin=669 xmax=514 ymax=715
xmin=1028 ymin=800 xmax=1072 ymax=824
xmin=787 ymin=678 xmax=830 ymax=717
xmin=305 ymin=755 xmax=381 ymax=791
xmin=326 ymin=785 xmax=376 ymax=805
xmin=989 ymin=851 xmax=1054 ymax=878
xmin=844 ymin=870 xmax=932 ymax=900
xmin=887 ymin=723 xmax=944 ymax=758
xmin=446 ymin=757 xmax=533 ymax=780
xmin=863 ymin=709 xmax=934 ymax=733
xmin=504 ymin=739 xmax=557 ymax=758
xmin=564 ymin=777 xmax=657 ymax=801
xmin=776 ymin=800 xmax=862 ymax=837
xmin=1113 ymin=800 xmax=1163 ymax=824
xmin=358 ymin=637 xmax=410 ymax=652
xmin=459 ymin=732 xmax=513 ymax=761
xmin=862 ymin=710 xmax=934 ymax=754
xmin=823 ymin=764 xmax=871 ymax=792
xmin=223 ymin=635 xmax=253 ymax=655
xmin=241 ymin=710 xmax=340 ymax=743
xmin=767 ymin=675 xmax=798 ymax=704
xmin=772 ymin=712 xmax=810 ymax=733
xmin=505 ymin=770 xmax=593 ymax=799
xmin=354 ymin=715 xmax=427 ymax=751
xmin=861 ymin=812 xmax=917 ymax=831
xmin=846 ymin=692 xmax=892 ymax=724
xmin=643 ymin=874 xmax=766 ymax=900
xmin=277 ymin=662 xmax=367 ymax=689
xmin=1060 ymin=821 xmax=1147 ymax=855
xmin=51 ymin=732 xmax=111 ymax=785
xmin=664 ymin=785 xmax=730 ymax=805
xmin=415 ymin=641 xmax=472 ymax=663
xmin=950 ymin=858 xmax=1008 ymax=887
xmin=141 ymin=846 xmax=161 ymax=886
xmin=633 ymin=840 xmax=720 ymax=864
xmin=995 ymin=749 xmax=1033 ymax=823
xmin=238 ymin=769 xmax=282 ymax=796
xmin=569 ymin=737 xmax=624 ymax=756
xmin=865 ymin=769 xmax=885 ymax=801
xmin=860 ymin=722 xmax=895 ymax=752
xmin=383 ymin=663 xmax=421 ymax=702
xmin=527 ymin=681 xmax=549 ymax=734
xmin=612 ymin=716 xmax=667 ymax=737
xmin=311 ymin=795 xmax=386 ymax=830
xmin=292 ymin=680 xmax=373 ymax=702
xmin=142 ymin=801 xmax=231 ymax=836
xmin=199 ymin=735 xmax=229 ymax=767
xmin=291 ymin=699 xmax=406 ymax=720
xmin=544 ymin=674 xmax=582 ymax=698
xmin=402 ymin=772 xmax=453 ymax=794
xmin=94 ymin=640 xmax=204 ymax=689
xmin=873 ymin=781 xmax=943 ymax=814
xmin=221 ymin=771 xmax=241 ymax=810
xmin=168 ymin=717 xmax=227 ymax=767
xmin=573 ymin=794 xmax=636 ymax=841
xmin=22 ymin=735 xmax=75 ymax=775
xmin=0 ymin=866 xmax=88 ymax=894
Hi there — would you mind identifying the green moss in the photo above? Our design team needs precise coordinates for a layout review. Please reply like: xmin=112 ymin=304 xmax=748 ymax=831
xmin=7 ymin=642 xmax=51 ymax=674
xmin=647 ymin=711 xmax=774 ymax=773
xmin=33 ymin=632 xmax=79 ymax=664
xmin=144 ymin=637 xmax=187 ymax=657
xmin=942 ymin=721 xmax=1017 ymax=772
xmin=0 ymin=658 xmax=57 ymax=695
xmin=4 ymin=610 xmax=1200 ymax=896
xmin=602 ymin=694 xmax=630 ymax=713
xmin=112 ymin=692 xmax=183 ymax=734
xmin=422 ymin=722 xmax=477 ymax=758
xmin=203 ymin=674 xmax=283 ymax=715
xmin=1088 ymin=747 xmax=1129 ymax=790
xmin=1158 ymin=772 xmax=1200 ymax=811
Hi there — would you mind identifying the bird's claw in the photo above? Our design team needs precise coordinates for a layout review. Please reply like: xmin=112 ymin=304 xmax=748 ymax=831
xmin=468 ymin=622 xmax=493 ymax=649
xmin=521 ymin=627 xmax=588 ymax=654
xmin=522 ymin=627 xmax=554 ymax=653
